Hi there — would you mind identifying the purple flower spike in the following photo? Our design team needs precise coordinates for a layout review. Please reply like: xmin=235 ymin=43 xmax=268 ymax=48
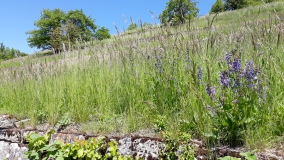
xmin=224 ymin=52 xmax=232 ymax=65
xmin=233 ymin=79 xmax=242 ymax=88
xmin=198 ymin=67 xmax=203 ymax=81
xmin=220 ymin=71 xmax=231 ymax=87
xmin=245 ymin=61 xmax=256 ymax=82
xmin=248 ymin=83 xmax=254 ymax=88
xmin=232 ymin=59 xmax=242 ymax=72
xmin=206 ymin=85 xmax=216 ymax=100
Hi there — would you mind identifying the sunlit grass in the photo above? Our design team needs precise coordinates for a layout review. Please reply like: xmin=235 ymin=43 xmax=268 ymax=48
xmin=0 ymin=1 xmax=284 ymax=148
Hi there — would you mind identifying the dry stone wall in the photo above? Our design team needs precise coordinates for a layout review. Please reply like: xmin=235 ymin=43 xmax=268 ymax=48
xmin=0 ymin=114 xmax=283 ymax=160
xmin=0 ymin=114 xmax=166 ymax=160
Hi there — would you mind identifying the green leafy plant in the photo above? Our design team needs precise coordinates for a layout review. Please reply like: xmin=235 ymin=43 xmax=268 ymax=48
xmin=240 ymin=150 xmax=257 ymax=160
xmin=218 ymin=150 xmax=257 ymax=160
xmin=154 ymin=115 xmax=167 ymax=132
xmin=33 ymin=109 xmax=48 ymax=124
xmin=204 ymin=51 xmax=267 ymax=146
xmin=25 ymin=130 xmax=55 ymax=160
xmin=25 ymin=131 xmax=134 ymax=160
xmin=56 ymin=113 xmax=74 ymax=130
xmin=218 ymin=156 xmax=241 ymax=160
xmin=160 ymin=131 xmax=195 ymax=160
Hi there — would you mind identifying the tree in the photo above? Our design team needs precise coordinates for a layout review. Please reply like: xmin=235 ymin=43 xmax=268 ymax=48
xmin=66 ymin=10 xmax=97 ymax=41
xmin=223 ymin=0 xmax=278 ymax=10
xmin=26 ymin=9 xmax=66 ymax=50
xmin=26 ymin=9 xmax=99 ymax=52
xmin=142 ymin=22 xmax=152 ymax=28
xmin=0 ymin=42 xmax=27 ymax=60
xmin=160 ymin=0 xmax=199 ymax=25
xmin=127 ymin=23 xmax=138 ymax=30
xmin=223 ymin=0 xmax=259 ymax=10
xmin=252 ymin=0 xmax=277 ymax=4
xmin=210 ymin=0 xmax=225 ymax=14
xmin=94 ymin=27 xmax=111 ymax=40
xmin=0 ymin=42 xmax=5 ymax=53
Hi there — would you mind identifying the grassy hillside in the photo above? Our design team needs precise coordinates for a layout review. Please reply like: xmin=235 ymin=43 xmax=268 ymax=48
xmin=1 ymin=1 xmax=284 ymax=148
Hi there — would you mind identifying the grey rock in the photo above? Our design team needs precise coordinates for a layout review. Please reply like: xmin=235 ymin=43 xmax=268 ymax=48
xmin=133 ymin=139 xmax=162 ymax=159
xmin=118 ymin=137 xmax=135 ymax=156
xmin=257 ymin=152 xmax=284 ymax=160
xmin=0 ymin=115 xmax=17 ymax=129
xmin=49 ymin=133 xmax=85 ymax=144
xmin=15 ymin=119 xmax=30 ymax=128
xmin=117 ymin=137 xmax=164 ymax=159
xmin=0 ymin=129 xmax=22 ymax=143
xmin=0 ymin=141 xmax=28 ymax=160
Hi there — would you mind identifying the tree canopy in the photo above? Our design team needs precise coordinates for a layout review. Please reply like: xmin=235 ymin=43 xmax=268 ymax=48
xmin=26 ymin=9 xmax=110 ymax=52
xmin=0 ymin=42 xmax=27 ymax=60
xmin=127 ymin=23 xmax=138 ymax=31
xmin=94 ymin=27 xmax=111 ymax=40
xmin=224 ymin=0 xmax=251 ymax=10
xmin=160 ymin=0 xmax=199 ymax=25
xmin=210 ymin=0 xmax=225 ymax=14
xmin=223 ymin=0 xmax=278 ymax=10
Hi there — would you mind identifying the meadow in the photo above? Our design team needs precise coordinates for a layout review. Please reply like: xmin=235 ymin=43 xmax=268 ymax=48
xmin=1 ymin=1 xmax=284 ymax=149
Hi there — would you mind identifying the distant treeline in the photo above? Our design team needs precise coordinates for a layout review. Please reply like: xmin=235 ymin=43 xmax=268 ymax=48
xmin=0 ymin=42 xmax=27 ymax=60
xmin=210 ymin=0 xmax=283 ymax=14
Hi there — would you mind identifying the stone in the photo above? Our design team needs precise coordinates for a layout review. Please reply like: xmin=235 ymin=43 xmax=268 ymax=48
xmin=0 ymin=115 xmax=282 ymax=160
xmin=0 ymin=129 xmax=22 ymax=143
xmin=134 ymin=138 xmax=163 ymax=159
xmin=118 ymin=137 xmax=135 ymax=156
xmin=49 ymin=133 xmax=85 ymax=144
xmin=15 ymin=119 xmax=30 ymax=128
xmin=0 ymin=115 xmax=17 ymax=129
xmin=0 ymin=141 xmax=28 ymax=160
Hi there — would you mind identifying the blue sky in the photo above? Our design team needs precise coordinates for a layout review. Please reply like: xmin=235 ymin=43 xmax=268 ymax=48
xmin=0 ymin=0 xmax=215 ymax=54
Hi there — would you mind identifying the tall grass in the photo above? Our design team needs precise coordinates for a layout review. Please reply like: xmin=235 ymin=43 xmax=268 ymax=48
xmin=0 ymin=2 xmax=284 ymax=147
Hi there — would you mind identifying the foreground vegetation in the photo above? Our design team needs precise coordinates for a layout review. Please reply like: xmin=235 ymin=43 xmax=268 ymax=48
xmin=0 ymin=2 xmax=284 ymax=150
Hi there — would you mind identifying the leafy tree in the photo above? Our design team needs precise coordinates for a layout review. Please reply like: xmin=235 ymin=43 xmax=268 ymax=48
xmin=26 ymin=9 xmax=99 ymax=52
xmin=224 ymin=0 xmax=247 ymax=10
xmin=160 ymin=0 xmax=199 ymax=25
xmin=127 ymin=23 xmax=138 ymax=30
xmin=223 ymin=0 xmax=270 ymax=10
xmin=142 ymin=22 xmax=152 ymax=28
xmin=63 ymin=20 xmax=81 ymax=48
xmin=26 ymin=9 xmax=66 ymax=50
xmin=94 ymin=27 xmax=111 ymax=40
xmin=0 ymin=42 xmax=27 ymax=60
xmin=210 ymin=0 xmax=225 ymax=14
xmin=253 ymin=0 xmax=277 ymax=3
xmin=0 ymin=42 xmax=5 ymax=53
xmin=66 ymin=9 xmax=97 ymax=41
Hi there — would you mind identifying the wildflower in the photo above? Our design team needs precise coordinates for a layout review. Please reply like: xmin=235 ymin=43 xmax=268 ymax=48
xmin=155 ymin=55 xmax=163 ymax=73
xmin=239 ymin=71 xmax=244 ymax=78
xmin=248 ymin=83 xmax=254 ymax=88
xmin=244 ymin=61 xmax=255 ymax=82
xmin=233 ymin=79 xmax=242 ymax=93
xmin=197 ymin=67 xmax=203 ymax=82
xmin=244 ymin=61 xmax=259 ymax=88
xmin=220 ymin=71 xmax=231 ymax=87
xmin=184 ymin=54 xmax=191 ymax=70
xmin=224 ymin=52 xmax=232 ymax=65
xmin=231 ymin=59 xmax=242 ymax=72
xmin=206 ymin=85 xmax=216 ymax=100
